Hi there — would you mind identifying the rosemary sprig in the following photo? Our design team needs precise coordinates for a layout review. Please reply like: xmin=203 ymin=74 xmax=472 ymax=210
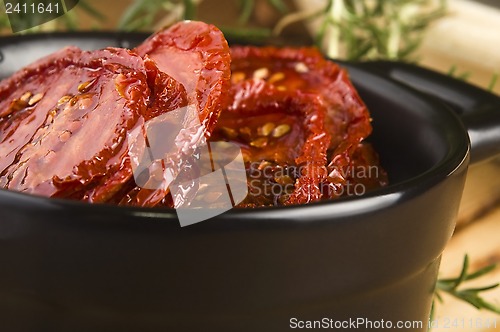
xmin=237 ymin=0 xmax=255 ymax=25
xmin=274 ymin=0 xmax=447 ymax=61
xmin=118 ymin=0 xmax=199 ymax=32
xmin=488 ymin=73 xmax=498 ymax=92
xmin=59 ymin=0 xmax=105 ymax=31
xmin=433 ymin=255 xmax=500 ymax=315
xmin=118 ymin=0 xmax=177 ymax=31
xmin=267 ymin=0 xmax=287 ymax=14
xmin=220 ymin=26 xmax=272 ymax=43
xmin=447 ymin=65 xmax=472 ymax=81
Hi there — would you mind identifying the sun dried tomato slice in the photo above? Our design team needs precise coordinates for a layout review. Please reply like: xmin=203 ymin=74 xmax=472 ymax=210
xmin=0 ymin=21 xmax=231 ymax=207
xmin=229 ymin=46 xmax=372 ymax=150
xmin=0 ymin=47 xmax=145 ymax=199
xmin=211 ymin=79 xmax=330 ymax=206
xmin=322 ymin=142 xmax=388 ymax=199
xmin=134 ymin=21 xmax=232 ymax=136
xmin=210 ymin=46 xmax=386 ymax=206
xmin=1 ymin=31 xmax=385 ymax=208
xmin=0 ymin=46 xmax=187 ymax=202
xmin=116 ymin=21 xmax=232 ymax=207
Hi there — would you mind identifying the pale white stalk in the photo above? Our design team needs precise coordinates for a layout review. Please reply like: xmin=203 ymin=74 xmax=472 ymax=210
xmin=326 ymin=0 xmax=344 ymax=59
xmin=386 ymin=3 xmax=401 ymax=60
xmin=273 ymin=6 xmax=321 ymax=36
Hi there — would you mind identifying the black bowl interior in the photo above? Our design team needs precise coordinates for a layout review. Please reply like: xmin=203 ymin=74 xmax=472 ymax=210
xmin=344 ymin=63 xmax=467 ymax=185
xmin=0 ymin=32 xmax=470 ymax=213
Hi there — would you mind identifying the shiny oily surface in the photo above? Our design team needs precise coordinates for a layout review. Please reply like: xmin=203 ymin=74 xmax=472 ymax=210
xmin=0 ymin=47 xmax=153 ymax=201
xmin=0 ymin=22 xmax=232 ymax=207
xmin=211 ymin=46 xmax=387 ymax=207
xmin=123 ymin=21 xmax=232 ymax=207
xmin=0 ymin=36 xmax=474 ymax=329
xmin=0 ymin=29 xmax=387 ymax=209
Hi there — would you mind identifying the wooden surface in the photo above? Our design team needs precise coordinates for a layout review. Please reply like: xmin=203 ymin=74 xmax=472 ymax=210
xmin=435 ymin=200 xmax=500 ymax=331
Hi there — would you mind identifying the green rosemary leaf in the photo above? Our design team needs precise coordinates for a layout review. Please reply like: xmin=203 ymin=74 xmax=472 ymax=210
xmin=268 ymin=0 xmax=288 ymax=13
xmin=435 ymin=255 xmax=500 ymax=315
xmin=461 ymin=283 xmax=500 ymax=293
xmin=346 ymin=39 xmax=371 ymax=60
xmin=238 ymin=0 xmax=255 ymax=25
xmin=454 ymin=290 xmax=500 ymax=313
xmin=125 ymin=14 xmax=155 ymax=32
xmin=458 ymin=72 xmax=471 ymax=81
xmin=398 ymin=38 xmax=422 ymax=59
xmin=62 ymin=10 xmax=78 ymax=30
xmin=288 ymin=0 xmax=447 ymax=61
xmin=488 ymin=73 xmax=498 ymax=92
xmin=448 ymin=65 xmax=472 ymax=81
xmin=220 ymin=26 xmax=271 ymax=43
xmin=456 ymin=254 xmax=470 ymax=288
xmin=118 ymin=0 xmax=151 ymax=30
xmin=448 ymin=65 xmax=457 ymax=76
xmin=183 ymin=0 xmax=197 ymax=20
xmin=314 ymin=15 xmax=330 ymax=48
xmin=466 ymin=263 xmax=498 ymax=280
xmin=77 ymin=0 xmax=106 ymax=22
xmin=118 ymin=0 xmax=167 ymax=31
xmin=434 ymin=291 xmax=444 ymax=303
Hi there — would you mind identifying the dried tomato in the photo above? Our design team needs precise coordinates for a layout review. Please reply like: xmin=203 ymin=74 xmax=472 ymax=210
xmin=210 ymin=46 xmax=387 ymax=206
xmin=0 ymin=21 xmax=232 ymax=207
xmin=0 ymin=27 xmax=386 ymax=208
xmin=134 ymin=21 xmax=232 ymax=136
xmin=117 ymin=21 xmax=232 ymax=207
xmin=0 ymin=47 xmax=169 ymax=202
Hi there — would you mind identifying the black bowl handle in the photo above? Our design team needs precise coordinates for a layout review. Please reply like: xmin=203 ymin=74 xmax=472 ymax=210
xmin=354 ymin=61 xmax=500 ymax=164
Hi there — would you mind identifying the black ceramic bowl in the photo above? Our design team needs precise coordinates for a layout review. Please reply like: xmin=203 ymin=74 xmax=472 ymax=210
xmin=1 ymin=33 xmax=500 ymax=332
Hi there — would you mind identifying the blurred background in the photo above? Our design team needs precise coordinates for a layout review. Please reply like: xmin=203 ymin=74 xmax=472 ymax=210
xmin=1 ymin=0 xmax=499 ymax=94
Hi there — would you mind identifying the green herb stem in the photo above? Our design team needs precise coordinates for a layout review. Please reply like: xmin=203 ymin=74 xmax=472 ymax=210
xmin=434 ymin=255 xmax=500 ymax=315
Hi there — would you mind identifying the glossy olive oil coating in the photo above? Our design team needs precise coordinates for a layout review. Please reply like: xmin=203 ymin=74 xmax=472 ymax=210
xmin=0 ymin=23 xmax=386 ymax=208
xmin=211 ymin=46 xmax=387 ymax=207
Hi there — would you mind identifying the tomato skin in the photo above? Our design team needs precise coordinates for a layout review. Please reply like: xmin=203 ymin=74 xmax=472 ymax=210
xmin=211 ymin=46 xmax=387 ymax=207
xmin=134 ymin=21 xmax=232 ymax=137
xmin=229 ymin=46 xmax=372 ymax=150
xmin=0 ymin=47 xmax=156 ymax=201
xmin=0 ymin=21 xmax=233 ymax=207
xmin=120 ymin=21 xmax=232 ymax=207
xmin=0 ymin=27 xmax=386 ymax=208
